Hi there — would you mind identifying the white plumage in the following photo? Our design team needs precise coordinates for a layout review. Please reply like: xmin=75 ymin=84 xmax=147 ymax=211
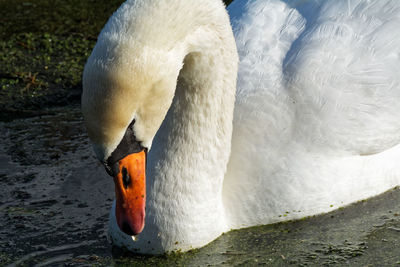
xmin=82 ymin=0 xmax=400 ymax=254
xmin=225 ymin=0 xmax=400 ymax=228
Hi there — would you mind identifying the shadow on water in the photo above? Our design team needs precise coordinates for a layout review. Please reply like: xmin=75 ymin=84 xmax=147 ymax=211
xmin=0 ymin=106 xmax=399 ymax=266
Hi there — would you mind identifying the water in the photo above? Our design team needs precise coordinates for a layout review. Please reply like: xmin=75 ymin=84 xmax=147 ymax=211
xmin=0 ymin=105 xmax=399 ymax=266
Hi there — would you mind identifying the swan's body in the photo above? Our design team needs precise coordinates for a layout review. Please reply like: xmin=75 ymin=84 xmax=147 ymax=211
xmin=82 ymin=0 xmax=400 ymax=254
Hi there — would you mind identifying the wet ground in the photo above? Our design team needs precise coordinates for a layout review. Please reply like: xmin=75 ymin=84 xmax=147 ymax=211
xmin=0 ymin=106 xmax=399 ymax=266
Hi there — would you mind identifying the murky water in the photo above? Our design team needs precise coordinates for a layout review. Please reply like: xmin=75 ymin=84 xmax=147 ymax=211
xmin=0 ymin=105 xmax=399 ymax=266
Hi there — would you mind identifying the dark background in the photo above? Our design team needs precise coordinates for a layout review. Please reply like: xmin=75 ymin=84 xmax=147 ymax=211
xmin=0 ymin=0 xmax=232 ymax=121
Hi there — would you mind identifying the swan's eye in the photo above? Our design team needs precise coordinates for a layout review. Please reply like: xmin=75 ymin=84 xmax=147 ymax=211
xmin=104 ymin=161 xmax=119 ymax=177
xmin=129 ymin=119 xmax=136 ymax=130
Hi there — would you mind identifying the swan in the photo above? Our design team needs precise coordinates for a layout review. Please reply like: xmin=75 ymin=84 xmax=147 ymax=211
xmin=81 ymin=0 xmax=400 ymax=254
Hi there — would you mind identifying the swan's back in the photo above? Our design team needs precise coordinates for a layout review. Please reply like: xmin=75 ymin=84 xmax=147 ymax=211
xmin=223 ymin=0 xmax=400 ymax=229
xmin=285 ymin=0 xmax=400 ymax=154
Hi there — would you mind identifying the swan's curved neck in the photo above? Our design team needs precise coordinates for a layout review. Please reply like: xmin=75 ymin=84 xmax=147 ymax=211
xmin=144 ymin=8 xmax=238 ymax=250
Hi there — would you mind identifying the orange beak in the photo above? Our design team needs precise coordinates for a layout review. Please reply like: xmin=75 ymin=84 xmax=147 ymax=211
xmin=113 ymin=150 xmax=146 ymax=236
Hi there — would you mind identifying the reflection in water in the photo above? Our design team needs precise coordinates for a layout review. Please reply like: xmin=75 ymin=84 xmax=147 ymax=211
xmin=0 ymin=106 xmax=399 ymax=266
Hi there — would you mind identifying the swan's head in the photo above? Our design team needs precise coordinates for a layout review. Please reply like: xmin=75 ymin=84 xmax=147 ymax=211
xmin=82 ymin=36 xmax=183 ymax=236
xmin=82 ymin=40 xmax=183 ymax=159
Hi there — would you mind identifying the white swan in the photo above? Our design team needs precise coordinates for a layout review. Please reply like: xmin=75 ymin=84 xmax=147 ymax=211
xmin=81 ymin=0 xmax=400 ymax=254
